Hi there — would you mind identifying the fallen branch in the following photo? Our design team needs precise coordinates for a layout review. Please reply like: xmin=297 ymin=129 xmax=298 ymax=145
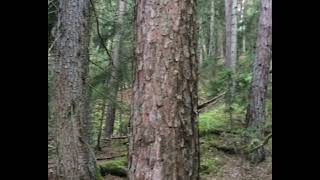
xmin=212 ymin=145 xmax=237 ymax=154
xmin=96 ymin=154 xmax=126 ymax=161
xmin=200 ymin=129 xmax=239 ymax=137
xmin=198 ymin=92 xmax=226 ymax=111
xmin=101 ymin=136 xmax=128 ymax=141
xmin=248 ymin=133 xmax=272 ymax=153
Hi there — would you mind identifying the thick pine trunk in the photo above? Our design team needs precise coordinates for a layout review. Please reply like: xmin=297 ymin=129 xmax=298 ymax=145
xmin=104 ymin=0 xmax=127 ymax=138
xmin=54 ymin=0 xmax=96 ymax=179
xmin=129 ymin=0 xmax=199 ymax=179
xmin=246 ymin=0 xmax=272 ymax=164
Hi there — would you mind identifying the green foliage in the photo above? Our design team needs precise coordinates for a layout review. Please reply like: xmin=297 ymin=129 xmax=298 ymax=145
xmin=199 ymin=105 xmax=228 ymax=136
xmin=206 ymin=69 xmax=231 ymax=97
xmin=48 ymin=144 xmax=55 ymax=160
xmin=95 ymin=165 xmax=104 ymax=180
xmin=199 ymin=103 xmax=247 ymax=137
xmin=114 ymin=110 xmax=129 ymax=135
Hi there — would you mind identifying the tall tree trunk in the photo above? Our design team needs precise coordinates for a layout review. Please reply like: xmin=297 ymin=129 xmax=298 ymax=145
xmin=225 ymin=0 xmax=238 ymax=72
xmin=53 ymin=0 xmax=96 ymax=179
xmin=246 ymin=0 xmax=272 ymax=164
xmin=230 ymin=0 xmax=238 ymax=97
xmin=208 ymin=0 xmax=215 ymax=59
xmin=225 ymin=0 xmax=238 ymax=125
xmin=129 ymin=0 xmax=199 ymax=179
xmin=230 ymin=0 xmax=238 ymax=69
xmin=239 ymin=0 xmax=247 ymax=54
xmin=104 ymin=0 xmax=127 ymax=138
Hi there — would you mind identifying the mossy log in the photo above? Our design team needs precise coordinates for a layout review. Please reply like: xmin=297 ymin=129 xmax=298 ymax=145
xmin=98 ymin=159 xmax=128 ymax=177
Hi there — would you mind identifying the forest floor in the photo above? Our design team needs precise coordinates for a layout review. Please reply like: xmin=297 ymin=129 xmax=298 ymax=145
xmin=48 ymin=105 xmax=272 ymax=180
xmin=96 ymin=134 xmax=272 ymax=180
xmin=198 ymin=103 xmax=272 ymax=180
xmin=48 ymin=136 xmax=272 ymax=180
xmin=203 ymin=152 xmax=272 ymax=180
xmin=199 ymin=135 xmax=272 ymax=180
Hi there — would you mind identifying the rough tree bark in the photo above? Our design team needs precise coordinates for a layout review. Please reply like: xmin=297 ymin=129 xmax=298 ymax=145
xmin=246 ymin=0 xmax=272 ymax=164
xmin=53 ymin=0 xmax=96 ymax=179
xmin=129 ymin=0 xmax=199 ymax=179
xmin=104 ymin=0 xmax=127 ymax=138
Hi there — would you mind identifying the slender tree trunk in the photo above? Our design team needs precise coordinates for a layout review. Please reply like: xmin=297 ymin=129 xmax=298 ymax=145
xmin=202 ymin=44 xmax=207 ymax=61
xmin=230 ymin=0 xmax=238 ymax=96
xmin=225 ymin=0 xmax=238 ymax=126
xmin=96 ymin=99 xmax=106 ymax=151
xmin=129 ymin=0 xmax=199 ymax=179
xmin=239 ymin=0 xmax=247 ymax=54
xmin=218 ymin=29 xmax=225 ymax=58
xmin=208 ymin=0 xmax=215 ymax=59
xmin=198 ymin=17 xmax=203 ymax=66
xmin=118 ymin=85 xmax=125 ymax=135
xmin=209 ymin=0 xmax=219 ymax=76
xmin=198 ymin=39 xmax=203 ymax=66
xmin=242 ymin=34 xmax=246 ymax=53
xmin=225 ymin=0 xmax=237 ymax=71
xmin=104 ymin=0 xmax=127 ymax=138
xmin=246 ymin=0 xmax=272 ymax=164
xmin=54 ymin=0 xmax=96 ymax=179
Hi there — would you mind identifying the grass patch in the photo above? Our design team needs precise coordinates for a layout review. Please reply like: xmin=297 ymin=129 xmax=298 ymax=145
xmin=199 ymin=105 xmax=228 ymax=137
